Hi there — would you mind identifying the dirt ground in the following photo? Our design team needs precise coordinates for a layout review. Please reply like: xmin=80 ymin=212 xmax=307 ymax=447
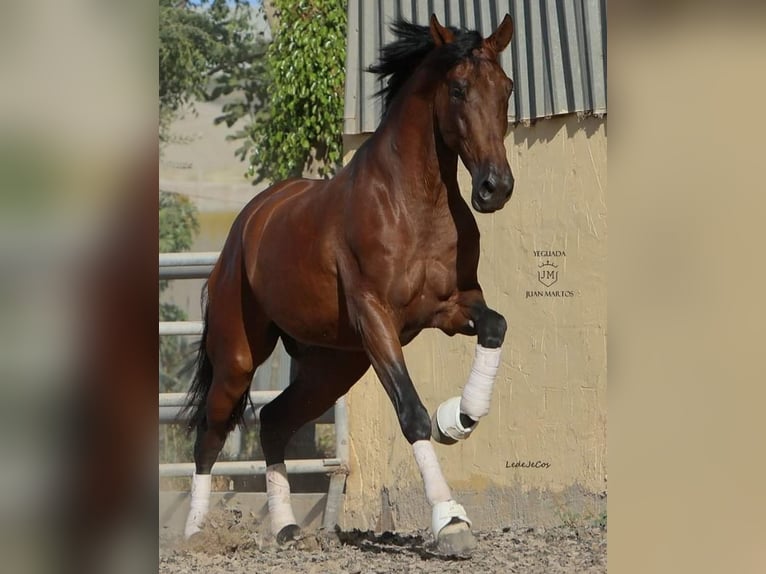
xmin=159 ymin=506 xmax=606 ymax=573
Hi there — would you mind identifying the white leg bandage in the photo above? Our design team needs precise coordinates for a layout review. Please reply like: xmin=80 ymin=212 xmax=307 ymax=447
xmin=432 ymin=345 xmax=502 ymax=443
xmin=460 ymin=344 xmax=502 ymax=420
xmin=184 ymin=473 xmax=212 ymax=538
xmin=266 ymin=463 xmax=297 ymax=535
xmin=413 ymin=440 xmax=451 ymax=505
xmin=412 ymin=440 xmax=471 ymax=537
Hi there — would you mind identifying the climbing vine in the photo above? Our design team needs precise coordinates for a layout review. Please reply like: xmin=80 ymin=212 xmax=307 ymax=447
xmin=231 ymin=0 xmax=347 ymax=181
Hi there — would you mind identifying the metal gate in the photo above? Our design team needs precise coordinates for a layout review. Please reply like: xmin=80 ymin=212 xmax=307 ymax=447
xmin=159 ymin=252 xmax=349 ymax=529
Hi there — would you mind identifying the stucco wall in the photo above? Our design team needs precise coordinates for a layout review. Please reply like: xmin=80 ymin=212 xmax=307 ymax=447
xmin=339 ymin=114 xmax=607 ymax=531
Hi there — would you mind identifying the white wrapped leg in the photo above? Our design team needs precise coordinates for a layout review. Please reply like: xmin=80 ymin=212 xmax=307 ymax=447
xmin=412 ymin=440 xmax=471 ymax=537
xmin=432 ymin=345 xmax=502 ymax=444
xmin=412 ymin=440 xmax=451 ymax=505
xmin=184 ymin=473 xmax=211 ymax=538
xmin=266 ymin=463 xmax=297 ymax=535
xmin=460 ymin=344 xmax=502 ymax=420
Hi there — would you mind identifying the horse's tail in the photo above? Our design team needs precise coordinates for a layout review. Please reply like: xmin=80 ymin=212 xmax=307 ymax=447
xmin=182 ymin=283 xmax=214 ymax=433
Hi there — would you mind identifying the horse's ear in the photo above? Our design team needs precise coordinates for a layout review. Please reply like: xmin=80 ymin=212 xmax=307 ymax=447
xmin=429 ymin=14 xmax=454 ymax=46
xmin=485 ymin=14 xmax=514 ymax=54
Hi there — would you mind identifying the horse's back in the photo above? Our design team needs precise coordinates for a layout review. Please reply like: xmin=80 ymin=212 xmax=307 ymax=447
xmin=209 ymin=178 xmax=310 ymax=277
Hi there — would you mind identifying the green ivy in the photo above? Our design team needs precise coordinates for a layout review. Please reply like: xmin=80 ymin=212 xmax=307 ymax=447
xmin=235 ymin=0 xmax=347 ymax=182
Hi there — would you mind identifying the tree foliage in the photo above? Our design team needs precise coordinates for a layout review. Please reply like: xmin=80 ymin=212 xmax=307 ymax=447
xmin=159 ymin=0 xmax=348 ymax=181
xmin=230 ymin=0 xmax=347 ymax=181
xmin=159 ymin=190 xmax=198 ymax=301
xmin=159 ymin=0 xmax=269 ymax=143
xmin=159 ymin=190 xmax=199 ymax=273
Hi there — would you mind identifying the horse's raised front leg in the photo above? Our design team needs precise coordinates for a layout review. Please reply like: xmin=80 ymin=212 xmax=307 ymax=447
xmin=432 ymin=292 xmax=507 ymax=444
xmin=354 ymin=296 xmax=476 ymax=555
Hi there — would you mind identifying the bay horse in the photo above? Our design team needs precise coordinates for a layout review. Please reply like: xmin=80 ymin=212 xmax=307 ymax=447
xmin=182 ymin=14 xmax=515 ymax=555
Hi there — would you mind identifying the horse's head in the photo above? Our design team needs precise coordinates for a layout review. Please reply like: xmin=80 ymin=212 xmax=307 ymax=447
xmin=431 ymin=14 xmax=515 ymax=214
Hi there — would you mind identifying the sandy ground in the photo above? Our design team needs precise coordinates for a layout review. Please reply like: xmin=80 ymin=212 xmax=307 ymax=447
xmin=159 ymin=506 xmax=606 ymax=573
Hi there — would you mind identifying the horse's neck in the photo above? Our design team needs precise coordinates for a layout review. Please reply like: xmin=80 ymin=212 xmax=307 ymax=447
xmin=376 ymin=92 xmax=458 ymax=207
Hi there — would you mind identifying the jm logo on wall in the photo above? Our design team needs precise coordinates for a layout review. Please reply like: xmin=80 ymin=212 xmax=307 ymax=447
xmin=526 ymin=250 xmax=576 ymax=299
xmin=538 ymin=259 xmax=559 ymax=287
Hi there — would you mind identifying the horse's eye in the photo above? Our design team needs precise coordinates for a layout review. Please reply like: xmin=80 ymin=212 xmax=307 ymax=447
xmin=450 ymin=85 xmax=466 ymax=100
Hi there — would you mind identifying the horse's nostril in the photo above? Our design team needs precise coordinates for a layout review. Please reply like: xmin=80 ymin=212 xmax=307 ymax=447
xmin=479 ymin=185 xmax=493 ymax=201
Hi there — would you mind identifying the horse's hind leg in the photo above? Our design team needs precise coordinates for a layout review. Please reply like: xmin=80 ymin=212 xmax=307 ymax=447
xmin=184 ymin=309 xmax=278 ymax=538
xmin=259 ymin=346 xmax=370 ymax=545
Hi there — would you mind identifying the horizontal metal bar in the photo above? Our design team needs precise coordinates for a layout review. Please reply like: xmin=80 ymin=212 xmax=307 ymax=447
xmin=159 ymin=406 xmax=334 ymax=425
xmin=159 ymin=252 xmax=219 ymax=267
xmin=159 ymin=266 xmax=214 ymax=280
xmin=159 ymin=459 xmax=343 ymax=477
xmin=159 ymin=391 xmax=282 ymax=407
xmin=160 ymin=321 xmax=203 ymax=336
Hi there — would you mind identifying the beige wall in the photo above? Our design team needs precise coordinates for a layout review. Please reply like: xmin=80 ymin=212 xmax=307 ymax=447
xmin=339 ymin=114 xmax=607 ymax=530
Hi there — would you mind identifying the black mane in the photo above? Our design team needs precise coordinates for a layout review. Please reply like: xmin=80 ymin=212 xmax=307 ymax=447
xmin=367 ymin=20 xmax=483 ymax=113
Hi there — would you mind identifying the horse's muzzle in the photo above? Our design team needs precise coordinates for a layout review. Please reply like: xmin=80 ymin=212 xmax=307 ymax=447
xmin=471 ymin=166 xmax=514 ymax=213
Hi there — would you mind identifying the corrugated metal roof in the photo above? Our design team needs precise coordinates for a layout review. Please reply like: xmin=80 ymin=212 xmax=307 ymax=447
xmin=343 ymin=0 xmax=607 ymax=134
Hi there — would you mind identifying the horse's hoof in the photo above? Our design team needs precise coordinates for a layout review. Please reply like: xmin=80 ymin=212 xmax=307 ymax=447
xmin=432 ymin=397 xmax=476 ymax=445
xmin=436 ymin=519 xmax=477 ymax=556
xmin=183 ymin=509 xmax=208 ymax=539
xmin=276 ymin=524 xmax=302 ymax=546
